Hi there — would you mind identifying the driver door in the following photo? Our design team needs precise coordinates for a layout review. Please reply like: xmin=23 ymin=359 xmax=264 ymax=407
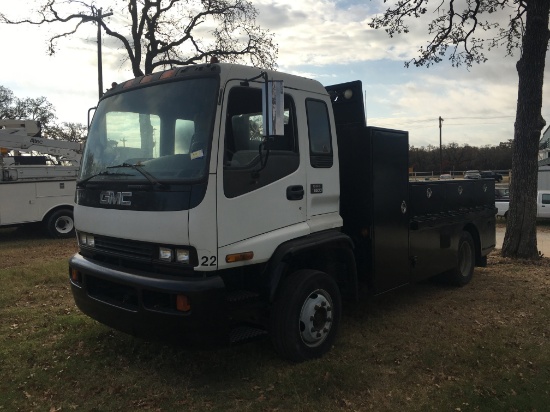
xmin=216 ymin=82 xmax=307 ymax=255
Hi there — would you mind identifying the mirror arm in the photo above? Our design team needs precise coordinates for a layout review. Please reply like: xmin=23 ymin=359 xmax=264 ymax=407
xmin=251 ymin=139 xmax=270 ymax=179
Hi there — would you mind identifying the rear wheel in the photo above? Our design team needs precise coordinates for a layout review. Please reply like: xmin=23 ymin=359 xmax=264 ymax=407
xmin=270 ymin=269 xmax=341 ymax=362
xmin=447 ymin=231 xmax=475 ymax=286
xmin=45 ymin=209 xmax=75 ymax=238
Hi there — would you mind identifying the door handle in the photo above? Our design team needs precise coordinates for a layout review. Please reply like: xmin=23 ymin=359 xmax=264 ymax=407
xmin=287 ymin=185 xmax=304 ymax=200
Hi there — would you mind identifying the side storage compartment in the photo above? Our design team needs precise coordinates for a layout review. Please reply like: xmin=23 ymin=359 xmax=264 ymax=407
xmin=409 ymin=179 xmax=496 ymax=283
xmin=337 ymin=126 xmax=410 ymax=294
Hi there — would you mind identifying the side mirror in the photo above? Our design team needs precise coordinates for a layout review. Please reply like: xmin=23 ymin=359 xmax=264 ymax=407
xmin=262 ymin=80 xmax=284 ymax=137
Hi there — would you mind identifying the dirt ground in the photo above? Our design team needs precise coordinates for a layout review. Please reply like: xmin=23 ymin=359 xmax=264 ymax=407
xmin=496 ymin=220 xmax=550 ymax=256
xmin=1 ymin=222 xmax=549 ymax=412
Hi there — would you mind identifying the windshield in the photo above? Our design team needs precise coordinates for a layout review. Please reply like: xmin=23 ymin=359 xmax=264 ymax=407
xmin=80 ymin=77 xmax=218 ymax=184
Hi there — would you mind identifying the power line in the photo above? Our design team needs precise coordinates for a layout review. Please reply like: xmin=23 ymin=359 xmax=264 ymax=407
xmin=445 ymin=115 xmax=515 ymax=120
xmin=371 ymin=113 xmax=550 ymax=129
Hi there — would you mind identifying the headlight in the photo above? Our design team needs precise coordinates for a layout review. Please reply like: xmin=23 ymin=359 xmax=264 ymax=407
xmin=78 ymin=232 xmax=95 ymax=247
xmin=175 ymin=249 xmax=190 ymax=263
xmin=158 ymin=247 xmax=191 ymax=264
xmin=159 ymin=247 xmax=173 ymax=261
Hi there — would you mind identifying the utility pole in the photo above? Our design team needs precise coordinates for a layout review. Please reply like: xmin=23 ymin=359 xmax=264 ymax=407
xmin=439 ymin=116 xmax=444 ymax=175
xmin=96 ymin=8 xmax=113 ymax=99
xmin=82 ymin=8 xmax=113 ymax=99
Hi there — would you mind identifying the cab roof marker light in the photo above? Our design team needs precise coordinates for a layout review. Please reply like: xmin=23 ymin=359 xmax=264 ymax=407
xmin=123 ymin=79 xmax=136 ymax=89
xmin=160 ymin=70 xmax=176 ymax=79
xmin=140 ymin=75 xmax=154 ymax=84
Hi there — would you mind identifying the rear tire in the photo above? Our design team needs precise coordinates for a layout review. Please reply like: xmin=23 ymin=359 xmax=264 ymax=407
xmin=448 ymin=231 xmax=475 ymax=286
xmin=45 ymin=209 xmax=75 ymax=238
xmin=270 ymin=269 xmax=341 ymax=362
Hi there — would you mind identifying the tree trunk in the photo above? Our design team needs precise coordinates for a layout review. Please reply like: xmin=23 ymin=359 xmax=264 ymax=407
xmin=502 ymin=0 xmax=550 ymax=259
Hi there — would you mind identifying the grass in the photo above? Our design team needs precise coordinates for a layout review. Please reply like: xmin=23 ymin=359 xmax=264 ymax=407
xmin=1 ymin=228 xmax=549 ymax=411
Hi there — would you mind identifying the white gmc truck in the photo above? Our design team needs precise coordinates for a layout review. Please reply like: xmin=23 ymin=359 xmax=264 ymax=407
xmin=69 ymin=63 xmax=495 ymax=361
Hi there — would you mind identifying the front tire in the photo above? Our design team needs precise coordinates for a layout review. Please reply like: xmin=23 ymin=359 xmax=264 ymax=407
xmin=270 ymin=270 xmax=342 ymax=362
xmin=45 ymin=209 xmax=75 ymax=238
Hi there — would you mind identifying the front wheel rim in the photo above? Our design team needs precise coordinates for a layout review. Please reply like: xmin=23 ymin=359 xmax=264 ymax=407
xmin=298 ymin=289 xmax=334 ymax=348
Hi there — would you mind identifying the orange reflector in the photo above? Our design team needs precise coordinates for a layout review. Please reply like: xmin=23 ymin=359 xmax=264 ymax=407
xmin=123 ymin=79 xmax=138 ymax=89
xmin=1 ymin=147 xmax=8 ymax=155
xmin=176 ymin=295 xmax=191 ymax=312
xmin=70 ymin=268 xmax=79 ymax=282
xmin=160 ymin=69 xmax=176 ymax=79
xmin=225 ymin=251 xmax=254 ymax=263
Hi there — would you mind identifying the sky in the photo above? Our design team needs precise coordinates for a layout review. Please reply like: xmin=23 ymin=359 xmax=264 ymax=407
xmin=1 ymin=0 xmax=549 ymax=149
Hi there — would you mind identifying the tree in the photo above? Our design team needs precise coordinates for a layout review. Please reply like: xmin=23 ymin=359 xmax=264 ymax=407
xmin=11 ymin=96 xmax=57 ymax=130
xmin=0 ymin=0 xmax=278 ymax=77
xmin=49 ymin=122 xmax=88 ymax=143
xmin=0 ymin=85 xmax=86 ymax=143
xmin=371 ymin=0 xmax=550 ymax=259
xmin=0 ymin=87 xmax=56 ymax=130
xmin=0 ymin=86 xmax=15 ymax=119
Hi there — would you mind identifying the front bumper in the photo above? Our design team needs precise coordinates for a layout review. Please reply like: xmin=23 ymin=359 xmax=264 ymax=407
xmin=69 ymin=253 xmax=228 ymax=343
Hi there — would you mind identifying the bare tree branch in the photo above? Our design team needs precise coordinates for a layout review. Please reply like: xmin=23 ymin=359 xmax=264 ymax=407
xmin=1 ymin=0 xmax=277 ymax=77
xmin=369 ymin=0 xmax=550 ymax=259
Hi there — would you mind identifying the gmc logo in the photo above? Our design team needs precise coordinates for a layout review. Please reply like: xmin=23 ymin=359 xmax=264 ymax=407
xmin=99 ymin=191 xmax=132 ymax=206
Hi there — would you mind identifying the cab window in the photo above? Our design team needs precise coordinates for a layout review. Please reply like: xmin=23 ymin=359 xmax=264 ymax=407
xmin=223 ymin=86 xmax=299 ymax=198
xmin=306 ymin=99 xmax=333 ymax=168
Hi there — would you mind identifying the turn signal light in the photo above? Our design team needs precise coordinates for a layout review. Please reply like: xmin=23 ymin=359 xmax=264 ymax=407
xmin=176 ymin=294 xmax=191 ymax=312
xmin=70 ymin=268 xmax=81 ymax=283
xmin=225 ymin=251 xmax=254 ymax=263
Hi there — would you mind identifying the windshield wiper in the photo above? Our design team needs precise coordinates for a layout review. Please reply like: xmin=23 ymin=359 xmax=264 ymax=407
xmin=107 ymin=163 xmax=168 ymax=189
xmin=77 ymin=170 xmax=133 ymax=188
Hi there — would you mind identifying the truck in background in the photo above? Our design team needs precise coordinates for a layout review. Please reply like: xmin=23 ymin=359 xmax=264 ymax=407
xmin=496 ymin=190 xmax=550 ymax=219
xmin=68 ymin=63 xmax=495 ymax=361
xmin=0 ymin=120 xmax=82 ymax=237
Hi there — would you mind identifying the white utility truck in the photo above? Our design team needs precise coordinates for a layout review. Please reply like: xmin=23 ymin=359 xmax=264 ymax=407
xmin=0 ymin=120 xmax=82 ymax=237
xmin=496 ymin=190 xmax=550 ymax=219
xmin=69 ymin=63 xmax=496 ymax=361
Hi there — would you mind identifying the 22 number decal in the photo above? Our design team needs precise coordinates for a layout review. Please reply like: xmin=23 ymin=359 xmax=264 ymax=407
xmin=201 ymin=256 xmax=217 ymax=267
